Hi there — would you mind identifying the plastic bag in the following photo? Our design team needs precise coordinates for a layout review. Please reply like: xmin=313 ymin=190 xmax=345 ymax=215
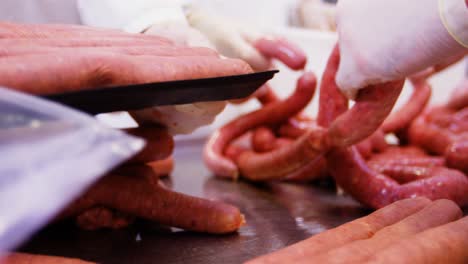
xmin=0 ymin=87 xmax=144 ymax=252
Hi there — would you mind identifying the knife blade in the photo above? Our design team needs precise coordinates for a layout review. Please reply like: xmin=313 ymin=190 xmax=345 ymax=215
xmin=42 ymin=70 xmax=278 ymax=115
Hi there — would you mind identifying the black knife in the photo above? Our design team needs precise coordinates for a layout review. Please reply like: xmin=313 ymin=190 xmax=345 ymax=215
xmin=42 ymin=70 xmax=278 ymax=115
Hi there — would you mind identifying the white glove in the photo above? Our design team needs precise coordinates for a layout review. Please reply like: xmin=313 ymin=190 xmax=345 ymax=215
xmin=143 ymin=21 xmax=215 ymax=48
xmin=336 ymin=0 xmax=468 ymax=99
xmin=185 ymin=5 xmax=307 ymax=71
xmin=185 ymin=6 xmax=269 ymax=71
xmin=128 ymin=21 xmax=227 ymax=135
xmin=130 ymin=102 xmax=227 ymax=135
xmin=132 ymin=5 xmax=306 ymax=133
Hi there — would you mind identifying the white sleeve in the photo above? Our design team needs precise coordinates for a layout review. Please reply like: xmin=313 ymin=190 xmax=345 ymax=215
xmin=76 ymin=0 xmax=192 ymax=33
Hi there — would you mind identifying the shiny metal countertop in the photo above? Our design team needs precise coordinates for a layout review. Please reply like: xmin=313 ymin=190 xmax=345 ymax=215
xmin=19 ymin=139 xmax=369 ymax=264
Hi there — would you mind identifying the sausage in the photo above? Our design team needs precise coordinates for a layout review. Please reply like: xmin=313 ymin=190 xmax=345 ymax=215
xmin=316 ymin=46 xmax=404 ymax=148
xmin=326 ymin=81 xmax=404 ymax=148
xmin=0 ymin=44 xmax=218 ymax=57
xmin=148 ymin=157 xmax=175 ymax=177
xmin=381 ymin=79 xmax=432 ymax=134
xmin=251 ymin=126 xmax=277 ymax=152
xmin=0 ymin=253 xmax=94 ymax=264
xmin=408 ymin=112 xmax=456 ymax=154
xmin=61 ymin=165 xmax=245 ymax=234
xmin=327 ymin=147 xmax=468 ymax=208
xmin=356 ymin=130 xmax=388 ymax=158
xmin=237 ymin=129 xmax=327 ymax=181
xmin=229 ymin=84 xmax=279 ymax=105
xmin=124 ymin=126 xmax=174 ymax=164
xmin=224 ymin=143 xmax=250 ymax=162
xmin=278 ymin=118 xmax=317 ymax=139
xmin=284 ymin=155 xmax=328 ymax=182
xmin=204 ymin=72 xmax=317 ymax=179
xmin=447 ymin=79 xmax=468 ymax=110
xmin=0 ymin=37 xmax=172 ymax=48
xmin=368 ymin=146 xmax=446 ymax=169
xmin=256 ymin=84 xmax=280 ymax=105
xmin=0 ymin=52 xmax=252 ymax=95
xmin=316 ymin=45 xmax=348 ymax=128
xmin=377 ymin=166 xmax=452 ymax=184
xmin=0 ymin=22 xmax=171 ymax=43
xmin=445 ymin=141 xmax=468 ymax=174
xmin=254 ymin=38 xmax=307 ymax=70
xmin=356 ymin=137 xmax=374 ymax=159
xmin=75 ymin=206 xmax=134 ymax=230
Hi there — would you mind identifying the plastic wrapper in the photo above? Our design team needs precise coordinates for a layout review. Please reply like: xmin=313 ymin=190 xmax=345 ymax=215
xmin=0 ymin=87 xmax=144 ymax=252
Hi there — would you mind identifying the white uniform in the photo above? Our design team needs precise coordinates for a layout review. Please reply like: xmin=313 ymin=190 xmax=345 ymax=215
xmin=0 ymin=0 xmax=297 ymax=32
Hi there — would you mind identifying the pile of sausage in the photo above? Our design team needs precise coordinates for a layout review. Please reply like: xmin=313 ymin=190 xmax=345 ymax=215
xmin=0 ymin=22 xmax=254 ymax=234
xmin=204 ymin=44 xmax=468 ymax=209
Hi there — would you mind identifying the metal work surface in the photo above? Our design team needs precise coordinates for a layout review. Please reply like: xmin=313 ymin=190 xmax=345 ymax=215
xmin=20 ymin=139 xmax=369 ymax=264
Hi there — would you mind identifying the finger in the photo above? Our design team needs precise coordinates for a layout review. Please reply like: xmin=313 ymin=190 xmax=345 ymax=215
xmin=232 ymin=35 xmax=271 ymax=71
xmin=308 ymin=199 xmax=462 ymax=263
xmin=254 ymin=38 xmax=307 ymax=70
xmin=124 ymin=126 xmax=174 ymax=163
xmin=365 ymin=216 xmax=468 ymax=264
xmin=246 ymin=197 xmax=431 ymax=264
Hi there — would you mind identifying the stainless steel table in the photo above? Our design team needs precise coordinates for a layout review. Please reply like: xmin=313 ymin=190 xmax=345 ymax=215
xmin=19 ymin=139 xmax=369 ymax=264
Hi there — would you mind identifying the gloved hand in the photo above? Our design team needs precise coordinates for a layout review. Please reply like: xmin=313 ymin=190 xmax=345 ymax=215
xmin=336 ymin=0 xmax=468 ymax=99
xmin=129 ymin=22 xmax=228 ymax=135
xmin=143 ymin=21 xmax=215 ymax=49
xmin=185 ymin=5 xmax=307 ymax=72
xmin=139 ymin=7 xmax=308 ymax=133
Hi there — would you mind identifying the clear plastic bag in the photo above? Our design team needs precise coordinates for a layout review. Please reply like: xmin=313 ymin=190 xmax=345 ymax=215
xmin=0 ymin=87 xmax=144 ymax=252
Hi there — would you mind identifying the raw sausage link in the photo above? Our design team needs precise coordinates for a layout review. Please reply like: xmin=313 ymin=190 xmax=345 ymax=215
xmin=237 ymin=129 xmax=326 ymax=181
xmin=0 ymin=22 xmax=171 ymax=43
xmin=61 ymin=166 xmax=245 ymax=234
xmin=204 ymin=72 xmax=317 ymax=179
xmin=125 ymin=126 xmax=174 ymax=164
xmin=254 ymin=38 xmax=307 ymax=70
xmin=1 ymin=253 xmax=94 ymax=264
xmin=381 ymin=79 xmax=432 ymax=134
xmin=0 ymin=44 xmax=218 ymax=57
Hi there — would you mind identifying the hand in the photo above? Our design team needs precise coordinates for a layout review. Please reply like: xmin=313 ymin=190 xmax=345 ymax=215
xmin=335 ymin=0 xmax=468 ymax=99
xmin=143 ymin=21 xmax=215 ymax=49
xmin=248 ymin=198 xmax=468 ymax=264
xmin=185 ymin=5 xmax=307 ymax=72
xmin=141 ymin=22 xmax=229 ymax=134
